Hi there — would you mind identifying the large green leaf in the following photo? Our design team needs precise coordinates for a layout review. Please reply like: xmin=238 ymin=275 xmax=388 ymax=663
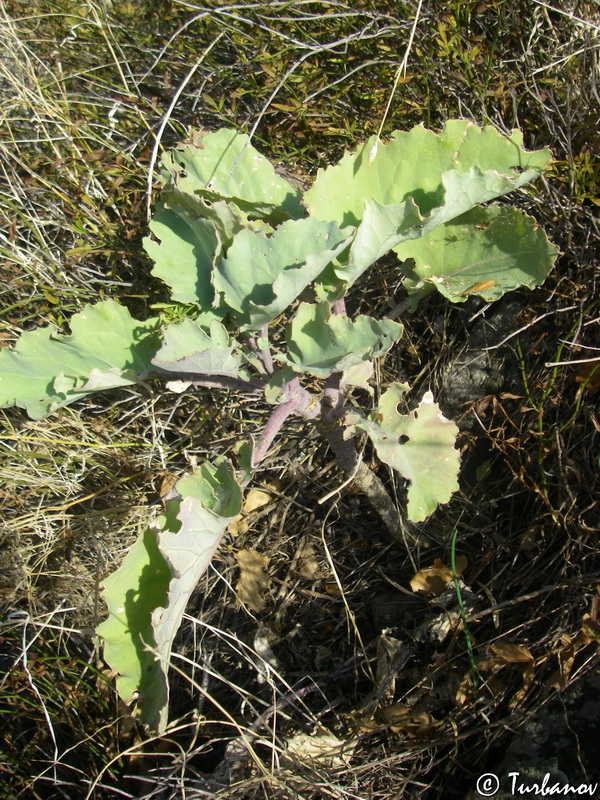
xmin=395 ymin=205 xmax=561 ymax=308
xmin=307 ymin=122 xmax=552 ymax=291
xmin=305 ymin=120 xmax=551 ymax=226
xmin=280 ymin=302 xmax=403 ymax=378
xmin=152 ymin=318 xmax=245 ymax=377
xmin=96 ymin=523 xmax=172 ymax=729
xmin=143 ymin=203 xmax=219 ymax=309
xmin=161 ymin=129 xmax=304 ymax=221
xmin=213 ymin=218 xmax=354 ymax=331
xmin=162 ymin=192 xmax=272 ymax=251
xmin=98 ymin=460 xmax=242 ymax=732
xmin=345 ymin=384 xmax=460 ymax=522
xmin=0 ymin=300 xmax=160 ymax=419
xmin=337 ymin=166 xmax=556 ymax=289
xmin=338 ymin=197 xmax=423 ymax=286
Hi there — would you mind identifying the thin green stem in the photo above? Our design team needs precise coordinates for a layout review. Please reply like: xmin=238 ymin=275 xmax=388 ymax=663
xmin=561 ymin=363 xmax=599 ymax=430
xmin=450 ymin=527 xmax=479 ymax=691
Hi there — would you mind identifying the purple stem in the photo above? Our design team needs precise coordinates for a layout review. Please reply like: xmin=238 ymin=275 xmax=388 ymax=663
xmin=247 ymin=328 xmax=275 ymax=375
xmin=259 ymin=325 xmax=275 ymax=374
xmin=317 ymin=375 xmax=358 ymax=473
xmin=331 ymin=297 xmax=347 ymax=316
xmin=251 ymin=377 xmax=318 ymax=468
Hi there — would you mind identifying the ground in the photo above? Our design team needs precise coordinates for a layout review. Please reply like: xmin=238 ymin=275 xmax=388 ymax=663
xmin=0 ymin=1 xmax=598 ymax=798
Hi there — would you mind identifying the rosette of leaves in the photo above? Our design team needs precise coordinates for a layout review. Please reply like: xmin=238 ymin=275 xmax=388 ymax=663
xmin=0 ymin=123 xmax=559 ymax=731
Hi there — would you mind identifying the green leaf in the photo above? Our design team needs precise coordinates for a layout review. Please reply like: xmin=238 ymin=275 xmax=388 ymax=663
xmin=98 ymin=459 xmax=242 ymax=732
xmin=307 ymin=123 xmax=552 ymax=291
xmin=152 ymin=318 xmax=244 ymax=377
xmin=176 ymin=459 xmax=242 ymax=517
xmin=305 ymin=120 xmax=551 ymax=226
xmin=160 ymin=189 xmax=275 ymax=252
xmin=161 ymin=129 xmax=304 ymax=221
xmin=96 ymin=523 xmax=172 ymax=729
xmin=264 ymin=366 xmax=297 ymax=404
xmin=144 ymin=203 xmax=219 ymax=310
xmin=214 ymin=218 xmax=354 ymax=331
xmin=280 ymin=302 xmax=403 ymax=378
xmin=0 ymin=300 xmax=160 ymax=419
xmin=345 ymin=384 xmax=460 ymax=522
xmin=420 ymin=166 xmax=543 ymax=233
xmin=340 ymin=197 xmax=424 ymax=285
xmin=340 ymin=360 xmax=374 ymax=395
xmin=394 ymin=205 xmax=561 ymax=308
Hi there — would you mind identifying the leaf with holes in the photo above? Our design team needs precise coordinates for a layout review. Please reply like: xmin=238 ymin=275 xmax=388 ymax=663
xmin=395 ymin=205 xmax=560 ymax=308
xmin=345 ymin=383 xmax=460 ymax=522
xmin=305 ymin=121 xmax=552 ymax=293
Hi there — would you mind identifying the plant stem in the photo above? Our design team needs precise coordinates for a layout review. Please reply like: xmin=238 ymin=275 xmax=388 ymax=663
xmin=450 ymin=527 xmax=479 ymax=690
xmin=331 ymin=297 xmax=347 ymax=316
xmin=316 ymin=377 xmax=424 ymax=548
xmin=184 ymin=375 xmax=266 ymax=393
xmin=251 ymin=378 xmax=317 ymax=468
xmin=247 ymin=327 xmax=275 ymax=374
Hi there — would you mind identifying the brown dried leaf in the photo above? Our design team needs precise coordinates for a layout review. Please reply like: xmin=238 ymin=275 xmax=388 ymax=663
xmin=545 ymin=634 xmax=576 ymax=692
xmin=284 ymin=731 xmax=355 ymax=768
xmin=582 ymin=613 xmax=600 ymax=643
xmin=489 ymin=643 xmax=534 ymax=663
xmin=324 ymin=580 xmax=342 ymax=597
xmin=455 ymin=672 xmax=474 ymax=706
xmin=235 ymin=549 xmax=270 ymax=612
xmin=292 ymin=537 xmax=320 ymax=580
xmin=377 ymin=703 xmax=437 ymax=737
xmin=228 ymin=487 xmax=274 ymax=535
xmin=352 ymin=712 xmax=379 ymax=732
xmin=509 ymin=662 xmax=536 ymax=711
xmin=243 ymin=488 xmax=273 ymax=514
xmin=410 ymin=555 xmax=468 ymax=595
xmin=456 ymin=671 xmax=506 ymax=706
xmin=156 ymin=472 xmax=179 ymax=507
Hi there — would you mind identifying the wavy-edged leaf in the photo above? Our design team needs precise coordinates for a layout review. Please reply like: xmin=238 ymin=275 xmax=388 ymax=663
xmin=305 ymin=120 xmax=551 ymax=226
xmin=336 ymin=167 xmax=553 ymax=289
xmin=96 ymin=523 xmax=172 ymax=729
xmin=152 ymin=318 xmax=245 ymax=378
xmin=310 ymin=123 xmax=552 ymax=290
xmin=395 ymin=205 xmax=561 ymax=308
xmin=143 ymin=203 xmax=220 ymax=310
xmin=0 ymin=300 xmax=160 ymax=419
xmin=160 ymin=189 xmax=275 ymax=253
xmin=161 ymin=129 xmax=304 ymax=221
xmin=214 ymin=218 xmax=354 ymax=331
xmin=280 ymin=302 xmax=403 ymax=378
xmin=340 ymin=197 xmax=423 ymax=285
xmin=98 ymin=460 xmax=242 ymax=732
xmin=345 ymin=384 xmax=460 ymax=522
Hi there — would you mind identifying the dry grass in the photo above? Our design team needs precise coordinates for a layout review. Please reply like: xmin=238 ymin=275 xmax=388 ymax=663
xmin=1 ymin=0 xmax=599 ymax=798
